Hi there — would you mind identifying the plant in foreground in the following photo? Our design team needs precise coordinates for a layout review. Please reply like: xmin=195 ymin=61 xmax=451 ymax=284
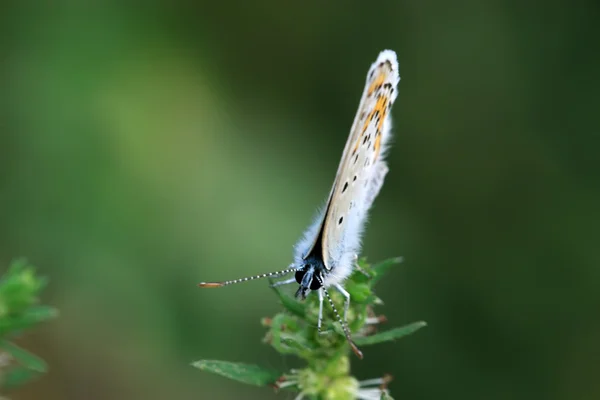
xmin=193 ymin=257 xmax=426 ymax=400
xmin=0 ymin=259 xmax=58 ymax=393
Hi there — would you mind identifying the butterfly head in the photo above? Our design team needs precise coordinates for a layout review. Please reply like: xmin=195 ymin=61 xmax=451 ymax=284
xmin=294 ymin=264 xmax=323 ymax=300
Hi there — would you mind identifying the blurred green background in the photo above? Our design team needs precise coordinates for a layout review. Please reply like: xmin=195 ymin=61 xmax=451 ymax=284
xmin=1 ymin=1 xmax=599 ymax=399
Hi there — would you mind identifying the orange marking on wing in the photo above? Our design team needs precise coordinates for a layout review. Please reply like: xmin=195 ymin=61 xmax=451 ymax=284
xmin=368 ymin=72 xmax=388 ymax=95
xmin=372 ymin=94 xmax=391 ymax=160
xmin=352 ymin=138 xmax=360 ymax=155
xmin=362 ymin=85 xmax=392 ymax=136
xmin=376 ymin=97 xmax=389 ymax=132
xmin=374 ymin=133 xmax=382 ymax=160
xmin=361 ymin=116 xmax=370 ymax=134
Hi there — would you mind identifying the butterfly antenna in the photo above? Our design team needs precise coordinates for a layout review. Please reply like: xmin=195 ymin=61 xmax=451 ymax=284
xmin=322 ymin=286 xmax=364 ymax=359
xmin=198 ymin=265 xmax=296 ymax=288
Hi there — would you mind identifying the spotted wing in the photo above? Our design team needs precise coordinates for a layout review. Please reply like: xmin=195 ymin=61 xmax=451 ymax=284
xmin=319 ymin=50 xmax=400 ymax=271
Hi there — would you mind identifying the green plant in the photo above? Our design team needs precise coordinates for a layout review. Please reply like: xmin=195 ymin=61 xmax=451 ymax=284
xmin=193 ymin=257 xmax=426 ymax=400
xmin=0 ymin=259 xmax=58 ymax=392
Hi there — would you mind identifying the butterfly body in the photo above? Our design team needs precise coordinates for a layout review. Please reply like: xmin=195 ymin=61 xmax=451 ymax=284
xmin=199 ymin=50 xmax=400 ymax=359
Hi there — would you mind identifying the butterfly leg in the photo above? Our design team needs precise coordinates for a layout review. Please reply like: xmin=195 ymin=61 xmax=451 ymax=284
xmin=317 ymin=289 xmax=335 ymax=336
xmin=317 ymin=288 xmax=324 ymax=333
xmin=334 ymin=283 xmax=351 ymax=322
xmin=270 ymin=277 xmax=296 ymax=288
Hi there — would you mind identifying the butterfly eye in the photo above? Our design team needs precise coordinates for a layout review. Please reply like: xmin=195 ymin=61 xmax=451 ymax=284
xmin=295 ymin=269 xmax=306 ymax=284
xmin=309 ymin=277 xmax=322 ymax=291
xmin=310 ymin=272 xmax=323 ymax=290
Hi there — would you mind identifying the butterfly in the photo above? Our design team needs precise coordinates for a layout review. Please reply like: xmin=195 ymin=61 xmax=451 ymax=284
xmin=199 ymin=50 xmax=400 ymax=359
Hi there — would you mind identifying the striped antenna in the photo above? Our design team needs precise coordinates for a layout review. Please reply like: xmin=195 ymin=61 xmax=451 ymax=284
xmin=322 ymin=286 xmax=363 ymax=359
xmin=198 ymin=266 xmax=295 ymax=288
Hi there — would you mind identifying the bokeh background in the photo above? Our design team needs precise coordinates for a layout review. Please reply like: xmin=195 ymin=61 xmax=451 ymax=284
xmin=2 ymin=1 xmax=599 ymax=399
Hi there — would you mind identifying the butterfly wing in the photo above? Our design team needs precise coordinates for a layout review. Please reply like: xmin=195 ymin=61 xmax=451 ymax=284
xmin=320 ymin=50 xmax=400 ymax=275
xmin=293 ymin=50 xmax=400 ymax=280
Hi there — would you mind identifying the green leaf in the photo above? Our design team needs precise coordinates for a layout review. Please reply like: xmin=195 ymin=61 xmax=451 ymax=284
xmin=0 ymin=306 xmax=59 ymax=336
xmin=22 ymin=305 xmax=59 ymax=322
xmin=267 ymin=313 xmax=310 ymax=356
xmin=1 ymin=366 xmax=42 ymax=390
xmin=354 ymin=321 xmax=426 ymax=346
xmin=0 ymin=340 xmax=47 ymax=372
xmin=280 ymin=333 xmax=315 ymax=353
xmin=369 ymin=257 xmax=403 ymax=287
xmin=346 ymin=282 xmax=371 ymax=303
xmin=350 ymin=258 xmax=372 ymax=284
xmin=191 ymin=360 xmax=283 ymax=387
xmin=270 ymin=285 xmax=305 ymax=318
